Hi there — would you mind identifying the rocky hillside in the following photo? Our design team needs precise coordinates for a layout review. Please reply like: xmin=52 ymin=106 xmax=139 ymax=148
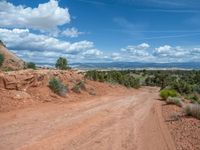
xmin=0 ymin=69 xmax=125 ymax=112
xmin=0 ymin=40 xmax=25 ymax=70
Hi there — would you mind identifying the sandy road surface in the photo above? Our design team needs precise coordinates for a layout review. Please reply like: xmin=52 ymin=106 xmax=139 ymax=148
xmin=0 ymin=87 xmax=176 ymax=150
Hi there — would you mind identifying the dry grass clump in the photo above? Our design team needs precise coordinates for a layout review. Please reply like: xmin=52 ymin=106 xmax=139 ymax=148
xmin=72 ymin=81 xmax=86 ymax=93
xmin=184 ymin=104 xmax=200 ymax=120
xmin=166 ymin=97 xmax=183 ymax=107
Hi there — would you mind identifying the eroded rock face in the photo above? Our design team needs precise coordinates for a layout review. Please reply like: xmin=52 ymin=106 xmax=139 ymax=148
xmin=0 ymin=72 xmax=45 ymax=90
xmin=0 ymin=70 xmax=82 ymax=91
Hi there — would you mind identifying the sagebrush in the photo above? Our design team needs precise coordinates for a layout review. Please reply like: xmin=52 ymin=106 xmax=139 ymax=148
xmin=49 ymin=77 xmax=67 ymax=97
xmin=184 ymin=104 xmax=200 ymax=120
xmin=166 ymin=97 xmax=182 ymax=107
xmin=72 ymin=81 xmax=86 ymax=93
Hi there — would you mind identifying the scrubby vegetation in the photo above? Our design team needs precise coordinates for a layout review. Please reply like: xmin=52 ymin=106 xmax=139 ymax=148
xmin=85 ymin=70 xmax=200 ymax=96
xmin=184 ymin=104 xmax=200 ymax=120
xmin=160 ymin=89 xmax=178 ymax=100
xmin=72 ymin=81 xmax=86 ymax=93
xmin=166 ymin=97 xmax=182 ymax=107
xmin=85 ymin=69 xmax=200 ymax=119
xmin=49 ymin=77 xmax=68 ymax=97
xmin=55 ymin=57 xmax=70 ymax=70
xmin=0 ymin=53 xmax=4 ymax=66
xmin=85 ymin=70 xmax=140 ymax=88
xmin=86 ymin=69 xmax=200 ymax=104
xmin=26 ymin=62 xmax=36 ymax=69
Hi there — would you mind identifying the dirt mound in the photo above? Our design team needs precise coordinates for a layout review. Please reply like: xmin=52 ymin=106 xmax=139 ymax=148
xmin=0 ymin=69 xmax=126 ymax=112
xmin=0 ymin=41 xmax=25 ymax=70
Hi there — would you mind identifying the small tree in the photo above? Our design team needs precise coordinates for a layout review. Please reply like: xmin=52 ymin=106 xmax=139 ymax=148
xmin=0 ymin=53 xmax=4 ymax=67
xmin=55 ymin=57 xmax=69 ymax=70
xmin=27 ymin=62 xmax=36 ymax=69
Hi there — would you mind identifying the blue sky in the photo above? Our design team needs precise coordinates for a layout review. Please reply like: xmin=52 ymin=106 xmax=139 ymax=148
xmin=0 ymin=0 xmax=200 ymax=65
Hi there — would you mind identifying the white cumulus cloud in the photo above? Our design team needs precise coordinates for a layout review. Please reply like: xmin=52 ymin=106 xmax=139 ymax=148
xmin=0 ymin=0 xmax=70 ymax=31
xmin=0 ymin=28 xmax=93 ymax=54
xmin=121 ymin=43 xmax=150 ymax=57
xmin=62 ymin=27 xmax=84 ymax=38
xmin=154 ymin=45 xmax=188 ymax=58
xmin=82 ymin=49 xmax=103 ymax=57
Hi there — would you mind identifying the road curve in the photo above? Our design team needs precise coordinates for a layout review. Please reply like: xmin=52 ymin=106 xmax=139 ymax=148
xmin=0 ymin=87 xmax=176 ymax=150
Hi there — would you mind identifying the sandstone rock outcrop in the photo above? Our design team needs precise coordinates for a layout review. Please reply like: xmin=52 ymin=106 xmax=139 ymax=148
xmin=0 ymin=71 xmax=45 ymax=90
xmin=0 ymin=41 xmax=25 ymax=70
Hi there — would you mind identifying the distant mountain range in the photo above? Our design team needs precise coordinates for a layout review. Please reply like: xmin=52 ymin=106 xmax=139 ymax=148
xmin=70 ymin=62 xmax=200 ymax=70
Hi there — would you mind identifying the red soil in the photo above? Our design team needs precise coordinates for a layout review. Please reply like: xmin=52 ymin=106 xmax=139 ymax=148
xmin=0 ymin=69 xmax=197 ymax=150
xmin=162 ymin=103 xmax=200 ymax=150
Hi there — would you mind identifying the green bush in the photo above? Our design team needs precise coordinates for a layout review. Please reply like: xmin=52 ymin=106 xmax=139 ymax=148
xmin=85 ymin=71 xmax=140 ymax=89
xmin=0 ymin=53 xmax=4 ymax=66
xmin=166 ymin=97 xmax=182 ymax=107
xmin=2 ymin=67 xmax=13 ymax=72
xmin=160 ymin=89 xmax=178 ymax=100
xmin=187 ymin=93 xmax=200 ymax=104
xmin=27 ymin=62 xmax=36 ymax=69
xmin=49 ymin=77 xmax=67 ymax=97
xmin=192 ymin=85 xmax=200 ymax=94
xmin=184 ymin=104 xmax=200 ymax=120
xmin=171 ymin=81 xmax=192 ymax=94
xmin=72 ymin=81 xmax=86 ymax=93
xmin=55 ymin=57 xmax=70 ymax=70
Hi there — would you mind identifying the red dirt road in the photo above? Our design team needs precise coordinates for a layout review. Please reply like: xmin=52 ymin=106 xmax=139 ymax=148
xmin=0 ymin=87 xmax=176 ymax=150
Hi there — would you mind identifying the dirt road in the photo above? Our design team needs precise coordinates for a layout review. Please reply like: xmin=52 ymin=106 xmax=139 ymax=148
xmin=0 ymin=87 xmax=176 ymax=150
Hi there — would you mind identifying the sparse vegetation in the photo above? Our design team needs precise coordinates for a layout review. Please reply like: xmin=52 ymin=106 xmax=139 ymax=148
xmin=85 ymin=70 xmax=141 ymax=88
xmin=2 ymin=67 xmax=13 ymax=72
xmin=184 ymin=104 xmax=200 ymax=120
xmin=169 ymin=112 xmax=181 ymax=121
xmin=55 ymin=57 xmax=70 ymax=70
xmin=166 ymin=97 xmax=182 ymax=107
xmin=84 ymin=69 xmax=200 ymax=120
xmin=49 ymin=77 xmax=68 ymax=97
xmin=72 ymin=81 xmax=86 ymax=93
xmin=0 ymin=53 xmax=4 ymax=67
xmin=27 ymin=62 xmax=36 ymax=69
xmin=160 ymin=89 xmax=178 ymax=100
xmin=85 ymin=70 xmax=200 ymax=104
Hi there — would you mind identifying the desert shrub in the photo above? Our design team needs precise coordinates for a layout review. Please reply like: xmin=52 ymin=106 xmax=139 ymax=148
xmin=27 ymin=62 xmax=36 ymax=69
xmin=85 ymin=70 xmax=140 ymax=89
xmin=49 ymin=77 xmax=67 ymax=97
xmin=160 ymin=89 xmax=178 ymax=100
xmin=192 ymin=85 xmax=200 ymax=94
xmin=170 ymin=81 xmax=192 ymax=94
xmin=2 ymin=67 xmax=13 ymax=72
xmin=72 ymin=81 xmax=86 ymax=93
xmin=89 ymin=89 xmax=96 ymax=96
xmin=184 ymin=104 xmax=200 ymax=120
xmin=0 ymin=53 xmax=4 ymax=66
xmin=166 ymin=97 xmax=182 ymax=107
xmin=187 ymin=93 xmax=200 ymax=104
xmin=55 ymin=57 xmax=70 ymax=70
xmin=170 ymin=112 xmax=181 ymax=121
